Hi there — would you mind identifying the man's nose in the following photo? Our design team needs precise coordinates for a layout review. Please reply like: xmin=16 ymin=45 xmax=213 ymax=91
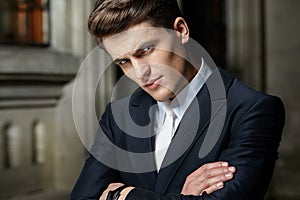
xmin=132 ymin=60 xmax=151 ymax=80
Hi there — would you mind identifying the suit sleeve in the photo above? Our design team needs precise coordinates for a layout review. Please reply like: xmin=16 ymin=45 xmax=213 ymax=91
xmin=70 ymin=103 xmax=121 ymax=200
xmin=70 ymin=155 xmax=119 ymax=200
xmin=125 ymin=95 xmax=285 ymax=200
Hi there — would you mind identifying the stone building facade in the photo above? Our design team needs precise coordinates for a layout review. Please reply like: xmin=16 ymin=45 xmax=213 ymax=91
xmin=0 ymin=0 xmax=299 ymax=199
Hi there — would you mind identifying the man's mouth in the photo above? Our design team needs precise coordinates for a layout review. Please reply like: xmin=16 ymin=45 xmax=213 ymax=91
xmin=144 ymin=76 xmax=163 ymax=90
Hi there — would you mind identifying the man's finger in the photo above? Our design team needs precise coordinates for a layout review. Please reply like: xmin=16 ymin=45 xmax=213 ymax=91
xmin=187 ymin=161 xmax=229 ymax=179
xmin=202 ymin=182 xmax=224 ymax=195
xmin=181 ymin=164 xmax=236 ymax=195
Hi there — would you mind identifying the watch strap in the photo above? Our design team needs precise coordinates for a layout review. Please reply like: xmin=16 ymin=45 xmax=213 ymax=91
xmin=106 ymin=185 xmax=128 ymax=200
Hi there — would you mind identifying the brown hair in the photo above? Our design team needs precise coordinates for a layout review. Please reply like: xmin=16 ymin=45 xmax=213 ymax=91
xmin=88 ymin=0 xmax=182 ymax=43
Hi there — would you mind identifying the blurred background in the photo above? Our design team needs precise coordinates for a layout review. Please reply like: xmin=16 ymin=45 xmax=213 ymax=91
xmin=0 ymin=0 xmax=299 ymax=199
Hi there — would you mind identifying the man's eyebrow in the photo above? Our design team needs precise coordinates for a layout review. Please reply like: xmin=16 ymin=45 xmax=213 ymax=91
xmin=113 ymin=57 xmax=125 ymax=64
xmin=131 ymin=39 xmax=158 ymax=56
xmin=112 ymin=39 xmax=159 ymax=62
xmin=132 ymin=39 xmax=158 ymax=55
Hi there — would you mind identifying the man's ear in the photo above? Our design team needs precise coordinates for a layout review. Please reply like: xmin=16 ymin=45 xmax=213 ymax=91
xmin=173 ymin=17 xmax=190 ymax=44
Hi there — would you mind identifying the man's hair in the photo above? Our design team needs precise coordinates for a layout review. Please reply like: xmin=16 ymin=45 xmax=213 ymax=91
xmin=88 ymin=0 xmax=182 ymax=43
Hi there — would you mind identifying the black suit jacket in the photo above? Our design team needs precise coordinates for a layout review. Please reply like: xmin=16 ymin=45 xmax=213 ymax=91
xmin=71 ymin=68 xmax=285 ymax=200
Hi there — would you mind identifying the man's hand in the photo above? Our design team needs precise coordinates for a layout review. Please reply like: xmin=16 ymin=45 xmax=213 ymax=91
xmin=181 ymin=162 xmax=236 ymax=196
xmin=100 ymin=162 xmax=235 ymax=199
xmin=100 ymin=183 xmax=134 ymax=200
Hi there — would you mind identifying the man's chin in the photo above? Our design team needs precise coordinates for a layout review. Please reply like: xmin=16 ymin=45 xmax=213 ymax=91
xmin=141 ymin=86 xmax=175 ymax=102
xmin=147 ymin=92 xmax=174 ymax=102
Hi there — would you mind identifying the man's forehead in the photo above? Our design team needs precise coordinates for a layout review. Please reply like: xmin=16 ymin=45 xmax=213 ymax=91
xmin=102 ymin=27 xmax=169 ymax=59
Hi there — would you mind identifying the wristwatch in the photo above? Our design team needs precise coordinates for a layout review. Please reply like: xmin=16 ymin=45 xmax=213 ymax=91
xmin=106 ymin=185 xmax=128 ymax=200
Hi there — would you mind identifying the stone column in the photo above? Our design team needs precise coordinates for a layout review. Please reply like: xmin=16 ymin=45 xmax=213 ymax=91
xmin=226 ymin=0 xmax=264 ymax=91
xmin=50 ymin=0 xmax=71 ymax=53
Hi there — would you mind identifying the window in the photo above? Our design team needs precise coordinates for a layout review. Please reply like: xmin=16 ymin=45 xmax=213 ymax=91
xmin=3 ymin=123 xmax=22 ymax=168
xmin=0 ymin=0 xmax=49 ymax=46
xmin=32 ymin=120 xmax=46 ymax=165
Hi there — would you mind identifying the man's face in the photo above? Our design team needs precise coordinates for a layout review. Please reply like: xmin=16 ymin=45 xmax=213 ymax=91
xmin=103 ymin=22 xmax=196 ymax=102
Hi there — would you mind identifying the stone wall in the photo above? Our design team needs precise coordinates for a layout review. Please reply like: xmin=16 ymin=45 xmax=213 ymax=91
xmin=265 ymin=0 xmax=300 ymax=199
xmin=225 ymin=0 xmax=300 ymax=199
xmin=0 ymin=0 xmax=299 ymax=199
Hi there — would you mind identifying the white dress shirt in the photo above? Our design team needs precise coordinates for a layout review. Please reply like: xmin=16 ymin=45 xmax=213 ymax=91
xmin=154 ymin=59 xmax=212 ymax=169
xmin=155 ymin=59 xmax=212 ymax=134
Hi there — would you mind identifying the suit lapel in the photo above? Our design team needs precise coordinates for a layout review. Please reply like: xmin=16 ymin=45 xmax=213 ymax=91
xmin=126 ymin=89 xmax=157 ymax=189
xmin=128 ymin=89 xmax=157 ymax=153
xmin=154 ymin=85 xmax=211 ymax=194
xmin=154 ymin=67 xmax=234 ymax=194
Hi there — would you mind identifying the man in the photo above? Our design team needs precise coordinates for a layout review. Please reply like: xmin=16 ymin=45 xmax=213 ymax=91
xmin=71 ymin=0 xmax=285 ymax=199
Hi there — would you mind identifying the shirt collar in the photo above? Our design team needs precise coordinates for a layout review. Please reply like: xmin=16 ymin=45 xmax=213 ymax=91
xmin=157 ymin=58 xmax=212 ymax=121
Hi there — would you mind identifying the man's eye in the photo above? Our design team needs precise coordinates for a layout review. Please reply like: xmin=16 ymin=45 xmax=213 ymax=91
xmin=143 ymin=47 xmax=151 ymax=52
xmin=136 ymin=46 xmax=153 ymax=57
xmin=143 ymin=46 xmax=154 ymax=53
xmin=119 ymin=59 xmax=129 ymax=65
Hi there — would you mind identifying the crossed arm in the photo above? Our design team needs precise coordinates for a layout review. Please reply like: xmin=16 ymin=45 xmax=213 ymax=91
xmin=100 ymin=161 xmax=236 ymax=200
xmin=71 ymin=95 xmax=285 ymax=200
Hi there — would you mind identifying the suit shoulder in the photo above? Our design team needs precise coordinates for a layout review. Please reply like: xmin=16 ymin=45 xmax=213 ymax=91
xmin=218 ymin=68 xmax=284 ymax=113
